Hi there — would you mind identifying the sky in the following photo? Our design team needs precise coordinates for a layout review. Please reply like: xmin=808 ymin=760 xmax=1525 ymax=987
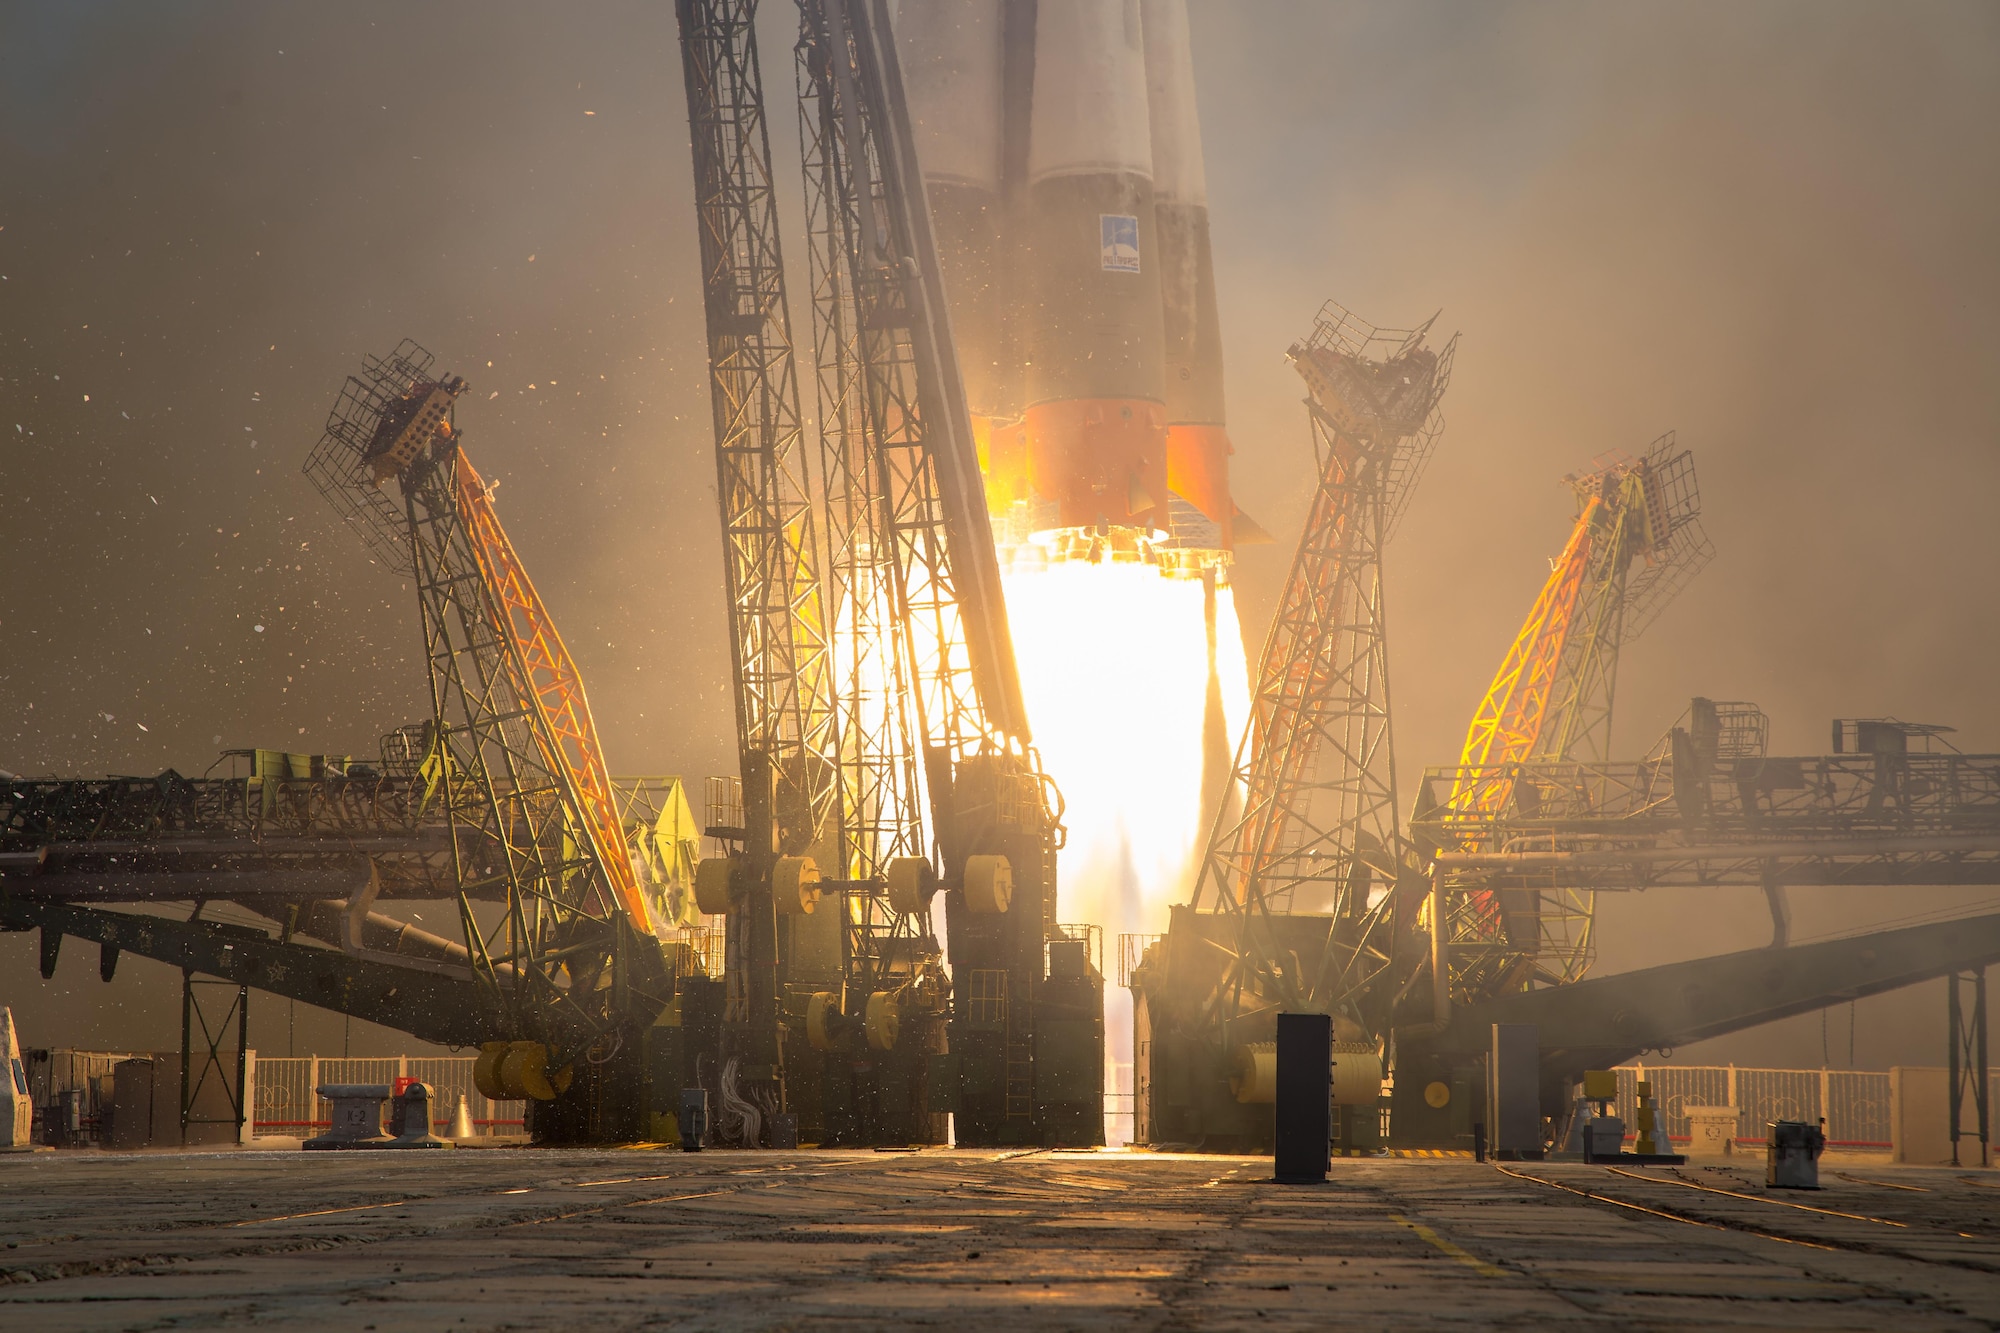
xmin=2 ymin=0 xmax=1998 ymax=1069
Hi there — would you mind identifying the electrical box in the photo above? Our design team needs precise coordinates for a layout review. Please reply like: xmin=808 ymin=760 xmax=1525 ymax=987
xmin=1274 ymin=1012 xmax=1331 ymax=1183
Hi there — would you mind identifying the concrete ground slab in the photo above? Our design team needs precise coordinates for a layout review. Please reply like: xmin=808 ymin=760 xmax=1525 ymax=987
xmin=2 ymin=1150 xmax=1997 ymax=1329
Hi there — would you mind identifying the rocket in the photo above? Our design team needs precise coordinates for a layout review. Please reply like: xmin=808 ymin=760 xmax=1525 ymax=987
xmin=897 ymin=0 xmax=1262 ymax=561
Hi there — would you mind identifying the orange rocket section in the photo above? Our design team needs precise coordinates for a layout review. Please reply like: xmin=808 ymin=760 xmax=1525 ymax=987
xmin=1021 ymin=398 xmax=1170 ymax=533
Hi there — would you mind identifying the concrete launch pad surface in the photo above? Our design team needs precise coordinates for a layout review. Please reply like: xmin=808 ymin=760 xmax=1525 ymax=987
xmin=2 ymin=1148 xmax=1997 ymax=1330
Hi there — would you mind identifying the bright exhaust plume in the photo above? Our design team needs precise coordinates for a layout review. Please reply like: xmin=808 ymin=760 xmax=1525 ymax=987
xmin=1002 ymin=560 xmax=1251 ymax=943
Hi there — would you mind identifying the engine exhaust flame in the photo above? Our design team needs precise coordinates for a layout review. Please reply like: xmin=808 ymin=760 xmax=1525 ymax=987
xmin=1000 ymin=554 xmax=1251 ymax=1142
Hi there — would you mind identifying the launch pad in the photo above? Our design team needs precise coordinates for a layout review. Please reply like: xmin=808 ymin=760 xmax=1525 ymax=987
xmin=6 ymin=0 xmax=1997 ymax=1210
xmin=5 ymin=1148 xmax=2000 ymax=1328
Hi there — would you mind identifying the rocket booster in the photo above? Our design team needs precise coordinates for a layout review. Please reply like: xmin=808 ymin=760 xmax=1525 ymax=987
xmin=897 ymin=0 xmax=1256 ymax=558
xmin=1143 ymin=0 xmax=1242 ymax=552
xmin=1018 ymin=0 xmax=1170 ymax=537
xmin=895 ymin=1 xmax=1008 ymax=419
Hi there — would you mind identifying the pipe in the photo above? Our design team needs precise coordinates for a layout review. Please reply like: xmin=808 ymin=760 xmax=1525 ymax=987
xmin=14 ymin=833 xmax=448 ymax=858
xmin=294 ymin=899 xmax=472 ymax=968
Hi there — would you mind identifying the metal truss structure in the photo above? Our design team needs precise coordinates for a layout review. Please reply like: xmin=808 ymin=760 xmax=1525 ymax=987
xmin=1184 ymin=304 xmax=1454 ymax=1026
xmin=1 ymin=759 xmax=699 ymax=920
xmin=1138 ymin=302 xmax=1453 ymax=1134
xmin=0 ymin=762 xmax=451 ymax=906
xmin=791 ymin=0 xmax=945 ymax=1143
xmin=1416 ymin=701 xmax=2000 ymax=894
xmin=1431 ymin=436 xmax=1711 ymax=1000
xmin=794 ymin=0 xmax=1029 ymax=765
xmin=676 ymin=0 xmax=853 ymax=1142
xmin=301 ymin=342 xmax=671 ymax=1062
xmin=8 ymin=341 xmax=699 ymax=1139
xmin=0 ymin=758 xmax=711 ymax=1033
xmin=787 ymin=0 xmax=1073 ymax=1146
xmin=676 ymin=1 xmax=843 ymax=865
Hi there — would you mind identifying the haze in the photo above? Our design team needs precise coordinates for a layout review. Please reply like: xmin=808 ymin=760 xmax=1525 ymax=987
xmin=3 ymin=1 xmax=1996 ymax=1070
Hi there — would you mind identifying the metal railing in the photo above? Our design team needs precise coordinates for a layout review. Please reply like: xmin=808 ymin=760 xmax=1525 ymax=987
xmin=253 ymin=1056 xmax=524 ymax=1136
xmin=1117 ymin=933 xmax=1162 ymax=988
xmin=1611 ymin=1064 xmax=1907 ymax=1148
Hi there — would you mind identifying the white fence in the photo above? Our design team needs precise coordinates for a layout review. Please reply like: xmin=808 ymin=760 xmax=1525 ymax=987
xmin=1607 ymin=1064 xmax=1972 ymax=1148
xmin=252 ymin=1056 xmax=1992 ymax=1149
xmin=253 ymin=1056 xmax=524 ymax=1137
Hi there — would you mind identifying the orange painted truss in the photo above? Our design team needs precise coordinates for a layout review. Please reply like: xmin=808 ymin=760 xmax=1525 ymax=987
xmin=1454 ymin=496 xmax=1602 ymax=793
xmin=1448 ymin=497 xmax=1600 ymax=938
xmin=454 ymin=454 xmax=653 ymax=933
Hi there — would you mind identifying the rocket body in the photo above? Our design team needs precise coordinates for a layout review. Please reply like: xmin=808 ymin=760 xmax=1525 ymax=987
xmin=1143 ymin=0 xmax=1235 ymax=551
xmin=1018 ymin=0 xmax=1169 ymax=536
xmin=897 ymin=0 xmax=1249 ymax=560
xmin=896 ymin=1 xmax=1008 ymax=420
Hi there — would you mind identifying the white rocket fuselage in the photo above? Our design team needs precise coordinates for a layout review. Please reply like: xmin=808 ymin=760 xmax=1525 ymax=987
xmin=1142 ymin=0 xmax=1234 ymax=551
xmin=896 ymin=1 xmax=1008 ymax=419
xmin=897 ymin=0 xmax=1245 ymax=556
xmin=1018 ymin=0 xmax=1170 ymax=536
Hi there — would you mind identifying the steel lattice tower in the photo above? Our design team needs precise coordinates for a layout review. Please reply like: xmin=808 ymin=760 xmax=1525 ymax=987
xmin=304 ymin=341 xmax=670 ymax=1071
xmin=791 ymin=0 xmax=948 ymax=1143
xmin=1187 ymin=302 xmax=1455 ymax=1037
xmin=797 ymin=6 xmax=927 ymax=894
xmin=1431 ymin=435 xmax=1711 ymax=999
xmin=791 ymin=0 xmax=1079 ymax=1147
xmin=675 ymin=0 xmax=849 ymax=1139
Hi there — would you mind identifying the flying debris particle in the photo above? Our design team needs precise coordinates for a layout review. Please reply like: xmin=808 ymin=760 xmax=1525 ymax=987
xmin=253 ymin=624 xmax=265 ymax=633
xmin=488 ymin=391 xmax=499 ymax=399
xmin=82 ymin=394 xmax=89 ymax=402
xmin=527 ymin=254 xmax=537 ymax=263
xmin=122 ymin=411 xmax=129 ymax=419
xmin=136 ymin=723 xmax=149 ymax=733
xmin=149 ymin=496 xmax=157 ymax=505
